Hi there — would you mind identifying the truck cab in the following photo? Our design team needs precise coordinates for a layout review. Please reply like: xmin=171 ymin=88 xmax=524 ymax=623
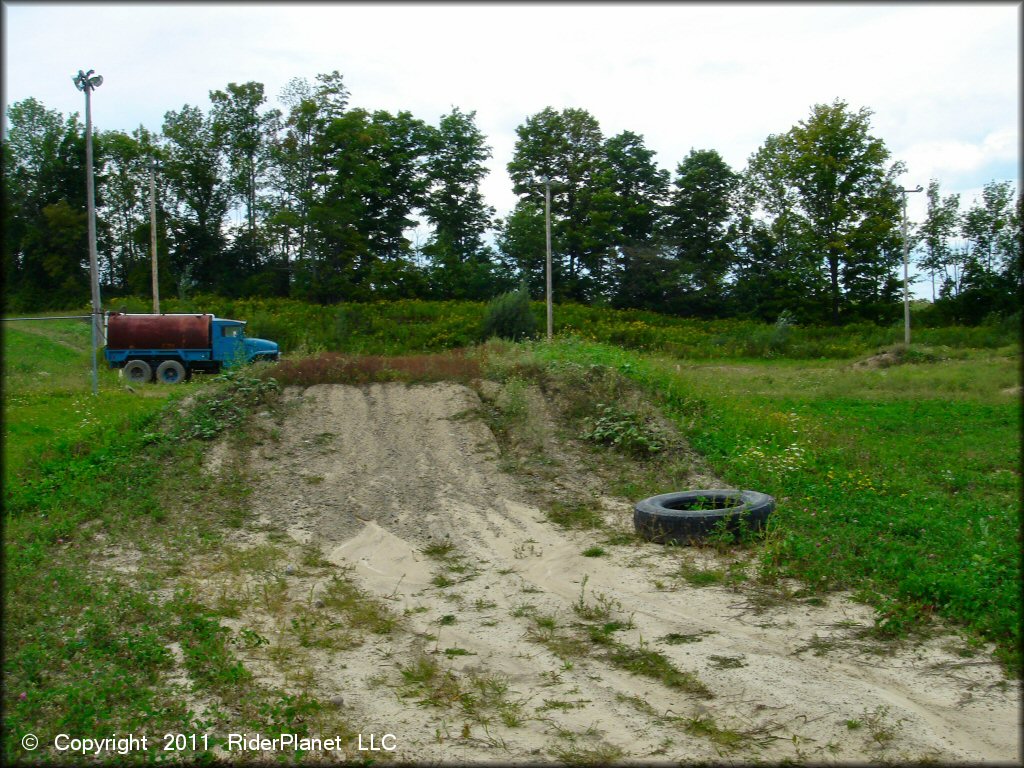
xmin=212 ymin=319 xmax=278 ymax=367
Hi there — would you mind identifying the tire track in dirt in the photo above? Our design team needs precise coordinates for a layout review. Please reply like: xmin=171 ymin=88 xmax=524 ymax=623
xmin=230 ymin=382 xmax=1019 ymax=764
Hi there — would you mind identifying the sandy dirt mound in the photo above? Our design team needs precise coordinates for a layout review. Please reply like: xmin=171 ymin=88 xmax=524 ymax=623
xmin=208 ymin=382 xmax=1017 ymax=763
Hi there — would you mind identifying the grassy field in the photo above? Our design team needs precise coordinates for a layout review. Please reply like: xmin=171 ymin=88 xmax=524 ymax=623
xmin=2 ymin=307 xmax=1020 ymax=763
xmin=102 ymin=294 xmax=1020 ymax=359
xmin=521 ymin=338 xmax=1021 ymax=670
xmin=3 ymin=320 xmax=332 ymax=762
xmin=1 ymin=318 xmax=180 ymax=487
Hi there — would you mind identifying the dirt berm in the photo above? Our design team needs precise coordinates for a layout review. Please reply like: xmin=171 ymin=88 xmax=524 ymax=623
xmin=199 ymin=381 xmax=1019 ymax=764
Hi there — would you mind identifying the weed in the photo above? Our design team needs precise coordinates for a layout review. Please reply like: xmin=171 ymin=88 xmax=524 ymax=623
xmin=572 ymin=576 xmax=622 ymax=622
xmin=678 ymin=561 xmax=727 ymax=587
xmin=546 ymin=500 xmax=604 ymax=530
xmin=661 ymin=631 xmax=714 ymax=645
xmin=423 ymin=541 xmax=457 ymax=559
xmin=582 ymin=546 xmax=606 ymax=558
xmin=708 ymin=654 xmax=747 ymax=669
xmin=862 ymin=705 xmax=903 ymax=747
xmin=581 ymin=403 xmax=664 ymax=456
xmin=549 ymin=735 xmax=624 ymax=765
xmin=605 ymin=641 xmax=712 ymax=698
xmin=682 ymin=715 xmax=748 ymax=751
xmin=321 ymin=571 xmax=397 ymax=635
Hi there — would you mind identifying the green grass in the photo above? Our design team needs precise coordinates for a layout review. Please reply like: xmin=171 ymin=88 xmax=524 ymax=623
xmin=95 ymin=294 xmax=1020 ymax=359
xmin=4 ymin=303 xmax=1020 ymax=764
xmin=521 ymin=336 xmax=1020 ymax=674
xmin=1 ymin=319 xmax=184 ymax=487
xmin=2 ymin=327 xmax=347 ymax=762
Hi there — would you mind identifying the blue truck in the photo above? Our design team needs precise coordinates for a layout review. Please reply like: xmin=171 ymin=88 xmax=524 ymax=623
xmin=104 ymin=312 xmax=279 ymax=384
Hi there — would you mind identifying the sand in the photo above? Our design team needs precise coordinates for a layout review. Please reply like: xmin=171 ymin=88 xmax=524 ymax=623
xmin=196 ymin=381 xmax=1019 ymax=763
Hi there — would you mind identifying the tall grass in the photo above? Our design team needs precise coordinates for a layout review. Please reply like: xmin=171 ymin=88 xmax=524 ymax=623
xmin=99 ymin=295 xmax=1021 ymax=360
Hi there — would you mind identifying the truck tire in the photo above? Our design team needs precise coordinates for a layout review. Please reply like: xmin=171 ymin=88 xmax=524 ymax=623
xmin=123 ymin=359 xmax=153 ymax=385
xmin=156 ymin=360 xmax=187 ymax=384
xmin=633 ymin=489 xmax=774 ymax=545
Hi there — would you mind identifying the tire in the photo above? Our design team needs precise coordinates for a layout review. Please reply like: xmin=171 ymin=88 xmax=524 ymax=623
xmin=633 ymin=489 xmax=775 ymax=545
xmin=156 ymin=360 xmax=187 ymax=384
xmin=123 ymin=359 xmax=153 ymax=385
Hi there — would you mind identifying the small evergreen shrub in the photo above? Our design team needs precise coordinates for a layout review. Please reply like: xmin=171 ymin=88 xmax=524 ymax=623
xmin=481 ymin=284 xmax=538 ymax=342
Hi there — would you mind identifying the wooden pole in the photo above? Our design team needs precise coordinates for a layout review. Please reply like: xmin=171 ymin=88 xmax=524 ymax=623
xmin=150 ymin=158 xmax=160 ymax=314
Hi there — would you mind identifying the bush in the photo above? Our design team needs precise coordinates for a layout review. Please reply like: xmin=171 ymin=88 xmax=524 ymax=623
xmin=481 ymin=284 xmax=538 ymax=342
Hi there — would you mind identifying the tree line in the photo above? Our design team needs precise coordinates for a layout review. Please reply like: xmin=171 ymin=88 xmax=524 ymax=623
xmin=3 ymin=71 xmax=1020 ymax=324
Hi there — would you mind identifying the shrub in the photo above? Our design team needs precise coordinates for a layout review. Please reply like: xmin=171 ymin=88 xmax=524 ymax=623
xmin=481 ymin=284 xmax=538 ymax=342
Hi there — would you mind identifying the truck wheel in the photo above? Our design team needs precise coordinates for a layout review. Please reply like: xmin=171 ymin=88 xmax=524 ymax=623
xmin=123 ymin=359 xmax=153 ymax=385
xmin=156 ymin=360 xmax=187 ymax=384
xmin=633 ymin=489 xmax=775 ymax=545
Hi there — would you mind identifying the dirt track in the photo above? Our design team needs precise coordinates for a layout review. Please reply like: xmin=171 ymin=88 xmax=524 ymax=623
xmin=201 ymin=382 xmax=1019 ymax=763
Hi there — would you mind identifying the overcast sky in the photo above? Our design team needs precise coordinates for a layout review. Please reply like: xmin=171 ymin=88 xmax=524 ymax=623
xmin=2 ymin=1 xmax=1020 ymax=294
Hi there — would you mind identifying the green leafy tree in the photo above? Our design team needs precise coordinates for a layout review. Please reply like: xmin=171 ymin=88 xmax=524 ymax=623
xmin=422 ymin=107 xmax=504 ymax=299
xmin=267 ymin=72 xmax=351 ymax=294
xmin=95 ymin=127 xmax=169 ymax=296
xmin=957 ymin=180 xmax=1019 ymax=319
xmin=209 ymin=81 xmax=278 ymax=235
xmin=962 ymin=181 xmax=1016 ymax=278
xmin=507 ymin=107 xmax=613 ymax=301
xmin=302 ymin=108 xmax=430 ymax=302
xmin=161 ymin=104 xmax=229 ymax=295
xmin=917 ymin=179 xmax=961 ymax=300
xmin=662 ymin=148 xmax=739 ymax=316
xmin=740 ymin=100 xmax=904 ymax=323
xmin=2 ymin=98 xmax=88 ymax=309
xmin=494 ymin=201 xmax=554 ymax=299
xmin=602 ymin=130 xmax=670 ymax=309
xmin=734 ymin=134 xmax=827 ymax=322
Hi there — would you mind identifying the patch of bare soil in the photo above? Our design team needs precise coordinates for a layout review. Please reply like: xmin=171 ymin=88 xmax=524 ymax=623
xmin=196 ymin=382 xmax=1018 ymax=763
xmin=851 ymin=351 xmax=902 ymax=370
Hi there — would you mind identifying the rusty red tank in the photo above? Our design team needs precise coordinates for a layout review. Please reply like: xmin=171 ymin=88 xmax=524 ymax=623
xmin=106 ymin=313 xmax=212 ymax=350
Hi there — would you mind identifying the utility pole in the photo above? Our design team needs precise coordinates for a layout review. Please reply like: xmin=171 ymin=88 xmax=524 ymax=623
xmin=150 ymin=157 xmax=160 ymax=314
xmin=542 ymin=177 xmax=553 ymax=340
xmin=900 ymin=185 xmax=923 ymax=347
xmin=73 ymin=69 xmax=104 ymax=395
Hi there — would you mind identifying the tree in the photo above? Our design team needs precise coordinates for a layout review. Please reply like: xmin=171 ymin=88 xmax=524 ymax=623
xmin=957 ymin=180 xmax=1019 ymax=319
xmin=507 ymin=107 xmax=613 ymax=301
xmin=2 ymin=98 xmax=88 ymax=309
xmin=961 ymin=181 xmax=1016 ymax=278
xmin=267 ymin=72 xmax=351 ymax=294
xmin=209 ymin=81 xmax=279 ymax=237
xmin=421 ymin=107 xmax=502 ymax=299
xmin=495 ymin=201 xmax=552 ymax=299
xmin=301 ymin=108 xmax=431 ymax=302
xmin=734 ymin=134 xmax=827 ymax=322
xmin=602 ymin=131 xmax=670 ymax=309
xmin=741 ymin=100 xmax=904 ymax=323
xmin=96 ymin=128 xmax=152 ymax=294
xmin=661 ymin=148 xmax=739 ymax=316
xmin=161 ymin=104 xmax=229 ymax=295
xmin=917 ymin=179 xmax=961 ymax=300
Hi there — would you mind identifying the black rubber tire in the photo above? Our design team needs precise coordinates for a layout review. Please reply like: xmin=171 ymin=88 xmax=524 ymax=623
xmin=123 ymin=359 xmax=153 ymax=385
xmin=156 ymin=360 xmax=187 ymax=384
xmin=633 ymin=489 xmax=775 ymax=545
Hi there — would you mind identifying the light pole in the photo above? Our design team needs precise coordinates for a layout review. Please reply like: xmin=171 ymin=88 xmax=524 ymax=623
xmin=73 ymin=68 xmax=104 ymax=395
xmin=899 ymin=185 xmax=923 ymax=347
